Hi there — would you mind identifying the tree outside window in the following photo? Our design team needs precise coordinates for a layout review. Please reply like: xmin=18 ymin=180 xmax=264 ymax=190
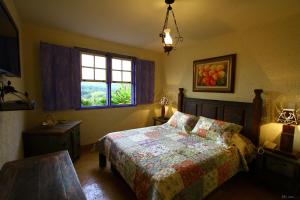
xmin=80 ymin=52 xmax=134 ymax=108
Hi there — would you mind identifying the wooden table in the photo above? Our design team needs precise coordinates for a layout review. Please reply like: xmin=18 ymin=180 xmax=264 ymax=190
xmin=0 ymin=151 xmax=86 ymax=200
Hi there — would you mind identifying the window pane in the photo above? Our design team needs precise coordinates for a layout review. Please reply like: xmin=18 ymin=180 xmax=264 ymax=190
xmin=81 ymin=54 xmax=94 ymax=67
xmin=111 ymin=83 xmax=131 ymax=105
xmin=112 ymin=58 xmax=121 ymax=70
xmin=95 ymin=56 xmax=106 ymax=68
xmin=81 ymin=82 xmax=107 ymax=106
xmin=122 ymin=71 xmax=131 ymax=82
xmin=95 ymin=69 xmax=106 ymax=81
xmin=112 ymin=70 xmax=121 ymax=81
xmin=82 ymin=67 xmax=94 ymax=80
xmin=122 ymin=60 xmax=131 ymax=71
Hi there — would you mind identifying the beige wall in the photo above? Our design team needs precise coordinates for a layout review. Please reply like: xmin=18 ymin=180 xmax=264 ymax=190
xmin=163 ymin=14 xmax=300 ymax=151
xmin=0 ymin=0 xmax=26 ymax=168
xmin=22 ymin=24 xmax=164 ymax=145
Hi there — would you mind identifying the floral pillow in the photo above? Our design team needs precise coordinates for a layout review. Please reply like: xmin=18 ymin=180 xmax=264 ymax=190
xmin=191 ymin=116 xmax=243 ymax=138
xmin=167 ymin=111 xmax=198 ymax=132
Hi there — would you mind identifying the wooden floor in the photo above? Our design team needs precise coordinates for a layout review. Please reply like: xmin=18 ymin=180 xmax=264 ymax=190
xmin=74 ymin=150 xmax=289 ymax=200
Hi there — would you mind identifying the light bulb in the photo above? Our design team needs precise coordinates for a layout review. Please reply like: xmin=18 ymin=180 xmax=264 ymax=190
xmin=164 ymin=29 xmax=173 ymax=45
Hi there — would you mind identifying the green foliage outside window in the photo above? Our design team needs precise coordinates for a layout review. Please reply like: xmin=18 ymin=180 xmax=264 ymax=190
xmin=81 ymin=91 xmax=106 ymax=106
xmin=81 ymin=83 xmax=131 ymax=106
xmin=111 ymin=84 xmax=131 ymax=105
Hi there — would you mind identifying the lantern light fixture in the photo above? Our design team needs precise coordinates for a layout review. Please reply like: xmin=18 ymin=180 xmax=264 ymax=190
xmin=159 ymin=0 xmax=183 ymax=55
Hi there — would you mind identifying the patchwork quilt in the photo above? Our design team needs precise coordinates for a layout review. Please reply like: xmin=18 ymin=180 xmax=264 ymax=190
xmin=98 ymin=124 xmax=251 ymax=200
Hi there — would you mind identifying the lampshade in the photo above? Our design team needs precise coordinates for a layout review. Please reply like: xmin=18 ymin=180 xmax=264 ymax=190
xmin=277 ymin=108 xmax=298 ymax=125
xmin=160 ymin=96 xmax=169 ymax=106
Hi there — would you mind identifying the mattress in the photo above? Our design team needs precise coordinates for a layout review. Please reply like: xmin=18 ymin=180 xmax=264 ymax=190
xmin=98 ymin=124 xmax=252 ymax=200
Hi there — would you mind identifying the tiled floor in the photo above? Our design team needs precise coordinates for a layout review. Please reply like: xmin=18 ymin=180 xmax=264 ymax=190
xmin=74 ymin=150 xmax=135 ymax=200
xmin=74 ymin=150 xmax=286 ymax=200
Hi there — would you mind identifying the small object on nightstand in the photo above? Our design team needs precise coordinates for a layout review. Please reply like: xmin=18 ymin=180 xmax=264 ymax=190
xmin=42 ymin=113 xmax=57 ymax=127
xmin=263 ymin=140 xmax=277 ymax=150
xmin=257 ymin=146 xmax=264 ymax=155
xmin=153 ymin=116 xmax=169 ymax=125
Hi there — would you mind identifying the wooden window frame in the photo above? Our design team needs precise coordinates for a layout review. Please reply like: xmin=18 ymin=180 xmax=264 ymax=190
xmin=80 ymin=51 xmax=135 ymax=109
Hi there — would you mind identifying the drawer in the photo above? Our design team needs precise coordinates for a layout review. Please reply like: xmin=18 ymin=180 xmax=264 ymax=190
xmin=265 ymin=156 xmax=297 ymax=178
xmin=23 ymin=134 xmax=72 ymax=157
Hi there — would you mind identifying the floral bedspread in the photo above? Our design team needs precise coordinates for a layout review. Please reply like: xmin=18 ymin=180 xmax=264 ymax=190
xmin=98 ymin=124 xmax=248 ymax=200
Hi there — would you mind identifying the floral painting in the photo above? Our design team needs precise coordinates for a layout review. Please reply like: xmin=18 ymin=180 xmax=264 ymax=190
xmin=193 ymin=54 xmax=236 ymax=93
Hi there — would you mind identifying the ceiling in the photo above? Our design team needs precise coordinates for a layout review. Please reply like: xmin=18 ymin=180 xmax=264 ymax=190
xmin=13 ymin=0 xmax=300 ymax=52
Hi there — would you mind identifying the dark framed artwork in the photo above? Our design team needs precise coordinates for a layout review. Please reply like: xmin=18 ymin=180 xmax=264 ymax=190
xmin=193 ymin=54 xmax=236 ymax=93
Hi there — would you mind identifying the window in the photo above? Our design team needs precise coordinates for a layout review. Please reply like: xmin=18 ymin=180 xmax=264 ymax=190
xmin=111 ymin=58 xmax=133 ymax=105
xmin=80 ymin=52 xmax=134 ymax=108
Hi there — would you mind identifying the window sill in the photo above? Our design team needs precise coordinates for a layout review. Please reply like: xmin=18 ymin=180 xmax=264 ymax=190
xmin=78 ymin=104 xmax=136 ymax=110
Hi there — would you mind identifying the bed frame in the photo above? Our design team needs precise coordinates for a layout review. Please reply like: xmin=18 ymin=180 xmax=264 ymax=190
xmin=177 ymin=88 xmax=263 ymax=146
xmin=99 ymin=88 xmax=263 ymax=168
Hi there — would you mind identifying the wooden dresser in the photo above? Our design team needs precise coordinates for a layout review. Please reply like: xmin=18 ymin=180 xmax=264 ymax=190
xmin=0 ymin=151 xmax=86 ymax=200
xmin=23 ymin=120 xmax=81 ymax=161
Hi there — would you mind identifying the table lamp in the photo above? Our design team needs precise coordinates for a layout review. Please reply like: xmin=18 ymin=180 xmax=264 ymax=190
xmin=160 ymin=96 xmax=169 ymax=119
xmin=277 ymin=108 xmax=298 ymax=153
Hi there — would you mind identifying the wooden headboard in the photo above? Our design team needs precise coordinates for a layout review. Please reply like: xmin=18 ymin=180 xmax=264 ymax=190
xmin=177 ymin=88 xmax=263 ymax=146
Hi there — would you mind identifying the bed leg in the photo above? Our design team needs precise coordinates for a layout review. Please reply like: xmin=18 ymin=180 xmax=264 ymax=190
xmin=111 ymin=165 xmax=118 ymax=174
xmin=99 ymin=153 xmax=106 ymax=168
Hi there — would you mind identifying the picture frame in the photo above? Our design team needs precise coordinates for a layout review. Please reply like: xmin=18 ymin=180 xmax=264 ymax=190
xmin=193 ymin=54 xmax=236 ymax=93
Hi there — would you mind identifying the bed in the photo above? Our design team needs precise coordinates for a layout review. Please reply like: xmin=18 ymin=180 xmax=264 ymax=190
xmin=98 ymin=88 xmax=263 ymax=200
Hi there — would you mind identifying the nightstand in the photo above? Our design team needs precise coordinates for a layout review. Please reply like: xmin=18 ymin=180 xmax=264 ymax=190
xmin=256 ymin=148 xmax=300 ymax=195
xmin=23 ymin=120 xmax=81 ymax=162
xmin=153 ymin=117 xmax=169 ymax=125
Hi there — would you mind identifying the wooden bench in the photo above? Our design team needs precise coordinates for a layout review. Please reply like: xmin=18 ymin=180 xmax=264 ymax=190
xmin=0 ymin=151 xmax=86 ymax=200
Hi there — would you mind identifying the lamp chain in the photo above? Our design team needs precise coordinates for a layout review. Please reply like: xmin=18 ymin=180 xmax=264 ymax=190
xmin=171 ymin=9 xmax=182 ymax=38
xmin=161 ymin=5 xmax=170 ymax=35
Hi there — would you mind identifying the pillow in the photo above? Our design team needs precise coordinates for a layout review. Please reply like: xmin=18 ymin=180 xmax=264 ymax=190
xmin=191 ymin=116 xmax=242 ymax=138
xmin=167 ymin=111 xmax=198 ymax=132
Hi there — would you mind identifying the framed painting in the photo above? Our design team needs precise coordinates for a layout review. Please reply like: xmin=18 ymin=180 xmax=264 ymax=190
xmin=193 ymin=54 xmax=236 ymax=93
